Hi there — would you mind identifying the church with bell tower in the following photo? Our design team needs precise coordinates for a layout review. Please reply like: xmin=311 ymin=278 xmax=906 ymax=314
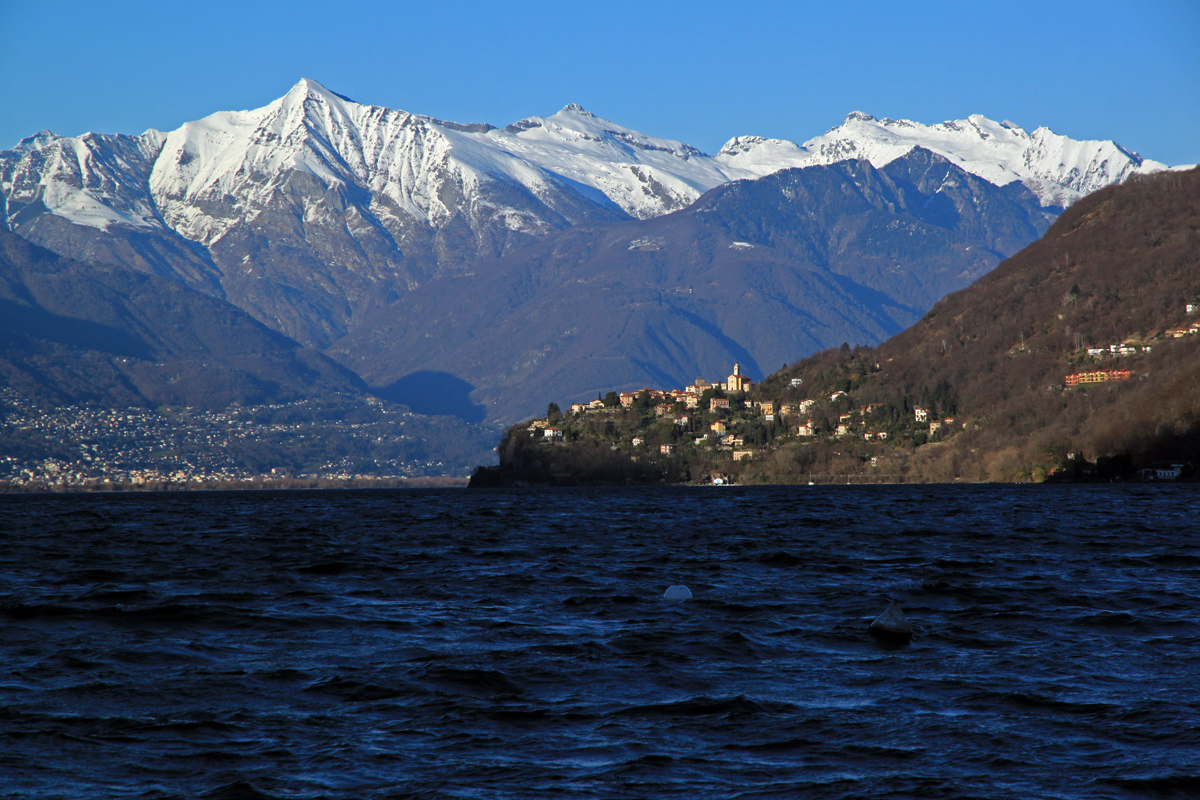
xmin=725 ymin=362 xmax=753 ymax=393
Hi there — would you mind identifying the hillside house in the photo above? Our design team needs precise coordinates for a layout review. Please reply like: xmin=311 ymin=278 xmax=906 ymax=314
xmin=631 ymin=436 xmax=644 ymax=446
xmin=757 ymin=401 xmax=776 ymax=416
xmin=674 ymin=416 xmax=690 ymax=426
xmin=570 ymin=403 xmax=588 ymax=414
xmin=711 ymin=420 xmax=728 ymax=434
xmin=543 ymin=427 xmax=564 ymax=441
xmin=836 ymin=424 xmax=851 ymax=437
xmin=928 ymin=421 xmax=942 ymax=435
xmin=830 ymin=391 xmax=849 ymax=401
xmin=790 ymin=377 xmax=803 ymax=387
xmin=710 ymin=398 xmax=731 ymax=411
xmin=654 ymin=404 xmax=674 ymax=417
xmin=914 ymin=407 xmax=929 ymax=422
xmin=732 ymin=449 xmax=755 ymax=461
xmin=1065 ymin=369 xmax=1132 ymax=386
xmin=660 ymin=444 xmax=674 ymax=455
xmin=797 ymin=399 xmax=816 ymax=413
xmin=684 ymin=394 xmax=701 ymax=409
xmin=797 ymin=420 xmax=815 ymax=436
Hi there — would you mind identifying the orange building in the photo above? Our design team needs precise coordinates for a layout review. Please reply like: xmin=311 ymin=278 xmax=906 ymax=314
xmin=1065 ymin=369 xmax=1132 ymax=386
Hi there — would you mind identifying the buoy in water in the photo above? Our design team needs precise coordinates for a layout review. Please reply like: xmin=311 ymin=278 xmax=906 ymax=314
xmin=868 ymin=600 xmax=913 ymax=642
xmin=664 ymin=584 xmax=693 ymax=603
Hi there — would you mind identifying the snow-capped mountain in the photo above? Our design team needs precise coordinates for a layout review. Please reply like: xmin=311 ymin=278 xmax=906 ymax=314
xmin=148 ymin=80 xmax=633 ymax=248
xmin=784 ymin=112 xmax=1169 ymax=207
xmin=4 ymin=79 xmax=1170 ymax=245
xmin=2 ymin=128 xmax=165 ymax=232
xmin=0 ymin=78 xmax=1176 ymax=352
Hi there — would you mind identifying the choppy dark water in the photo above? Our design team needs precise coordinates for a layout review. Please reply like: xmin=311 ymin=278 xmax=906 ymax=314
xmin=1 ymin=485 xmax=1198 ymax=799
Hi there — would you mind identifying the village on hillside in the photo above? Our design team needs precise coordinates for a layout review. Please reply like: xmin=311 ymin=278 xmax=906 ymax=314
xmin=506 ymin=360 xmax=968 ymax=485
xmin=486 ymin=299 xmax=1200 ymax=486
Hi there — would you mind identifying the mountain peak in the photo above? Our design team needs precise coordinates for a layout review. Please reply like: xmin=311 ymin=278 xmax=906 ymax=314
xmin=8 ymin=129 xmax=60 ymax=154
xmin=286 ymin=78 xmax=356 ymax=106
xmin=718 ymin=136 xmax=767 ymax=156
xmin=560 ymin=103 xmax=594 ymax=117
xmin=844 ymin=111 xmax=877 ymax=124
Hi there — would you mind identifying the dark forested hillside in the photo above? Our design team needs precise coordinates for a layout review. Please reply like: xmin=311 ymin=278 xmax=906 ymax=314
xmin=751 ymin=165 xmax=1200 ymax=481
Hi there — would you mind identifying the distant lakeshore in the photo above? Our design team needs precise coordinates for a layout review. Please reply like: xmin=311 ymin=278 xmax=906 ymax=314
xmin=0 ymin=476 xmax=469 ymax=494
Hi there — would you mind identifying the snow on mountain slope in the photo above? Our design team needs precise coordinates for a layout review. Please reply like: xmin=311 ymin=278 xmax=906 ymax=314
xmin=131 ymin=81 xmax=1182 ymax=242
xmin=149 ymin=80 xmax=762 ymax=242
xmin=149 ymin=78 xmax=458 ymax=245
xmin=789 ymin=112 xmax=1168 ymax=207
xmin=148 ymin=79 xmax=699 ymax=251
xmin=3 ymin=79 xmax=1175 ymax=247
xmin=2 ymin=129 xmax=166 ymax=231
xmin=485 ymin=104 xmax=738 ymax=218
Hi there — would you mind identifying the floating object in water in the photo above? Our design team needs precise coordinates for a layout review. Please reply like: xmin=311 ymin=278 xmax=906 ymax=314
xmin=664 ymin=584 xmax=693 ymax=603
xmin=868 ymin=601 xmax=913 ymax=642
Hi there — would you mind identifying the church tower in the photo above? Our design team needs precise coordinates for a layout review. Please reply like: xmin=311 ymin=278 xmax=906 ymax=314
xmin=727 ymin=362 xmax=752 ymax=393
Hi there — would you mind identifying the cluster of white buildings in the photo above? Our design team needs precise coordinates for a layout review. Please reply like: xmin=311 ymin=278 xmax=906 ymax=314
xmin=1087 ymin=343 xmax=1149 ymax=359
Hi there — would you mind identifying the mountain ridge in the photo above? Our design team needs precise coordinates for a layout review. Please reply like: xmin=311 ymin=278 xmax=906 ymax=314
xmin=336 ymin=147 xmax=1058 ymax=421
xmin=5 ymin=80 xmax=1173 ymax=241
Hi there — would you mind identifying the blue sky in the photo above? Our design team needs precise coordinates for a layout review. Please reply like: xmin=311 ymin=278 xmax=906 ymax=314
xmin=2 ymin=0 xmax=1197 ymax=165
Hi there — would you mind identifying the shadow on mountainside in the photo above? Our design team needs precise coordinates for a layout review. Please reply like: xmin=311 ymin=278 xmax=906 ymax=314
xmin=0 ymin=298 xmax=154 ymax=360
xmin=373 ymin=371 xmax=488 ymax=424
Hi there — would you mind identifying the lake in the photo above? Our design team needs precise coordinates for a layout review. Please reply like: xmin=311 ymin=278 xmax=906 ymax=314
xmin=2 ymin=485 xmax=1197 ymax=799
